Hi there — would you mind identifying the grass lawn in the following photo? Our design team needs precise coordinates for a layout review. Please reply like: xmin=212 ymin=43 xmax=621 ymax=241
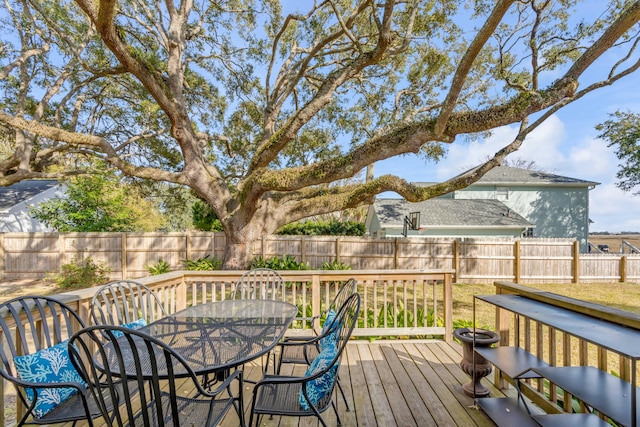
xmin=451 ymin=281 xmax=640 ymax=330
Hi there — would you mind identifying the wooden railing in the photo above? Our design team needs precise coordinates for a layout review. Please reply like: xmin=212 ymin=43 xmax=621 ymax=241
xmin=0 ymin=269 xmax=453 ymax=427
xmin=480 ymin=281 xmax=640 ymax=422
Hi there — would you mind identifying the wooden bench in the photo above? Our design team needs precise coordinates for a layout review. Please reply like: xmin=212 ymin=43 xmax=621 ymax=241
xmin=472 ymin=290 xmax=640 ymax=427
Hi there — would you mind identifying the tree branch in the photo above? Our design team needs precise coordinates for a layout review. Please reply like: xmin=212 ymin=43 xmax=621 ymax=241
xmin=434 ymin=0 xmax=515 ymax=135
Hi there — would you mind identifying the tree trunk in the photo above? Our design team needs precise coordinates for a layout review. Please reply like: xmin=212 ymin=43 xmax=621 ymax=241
xmin=221 ymin=218 xmax=268 ymax=269
xmin=222 ymin=235 xmax=253 ymax=270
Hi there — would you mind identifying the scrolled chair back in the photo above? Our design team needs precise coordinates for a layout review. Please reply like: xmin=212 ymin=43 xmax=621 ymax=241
xmin=231 ymin=268 xmax=284 ymax=301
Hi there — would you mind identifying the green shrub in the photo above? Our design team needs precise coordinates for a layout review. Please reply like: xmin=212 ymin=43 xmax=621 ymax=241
xmin=452 ymin=319 xmax=476 ymax=330
xmin=146 ymin=259 xmax=170 ymax=275
xmin=276 ymin=220 xmax=365 ymax=236
xmin=191 ymin=200 xmax=224 ymax=231
xmin=321 ymin=259 xmax=351 ymax=270
xmin=48 ymin=255 xmax=111 ymax=289
xmin=183 ymin=254 xmax=222 ymax=270
xmin=249 ymin=254 xmax=310 ymax=270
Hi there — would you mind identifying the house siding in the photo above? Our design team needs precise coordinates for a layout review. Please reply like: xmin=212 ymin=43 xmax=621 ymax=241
xmin=455 ymin=185 xmax=591 ymax=251
xmin=0 ymin=185 xmax=63 ymax=232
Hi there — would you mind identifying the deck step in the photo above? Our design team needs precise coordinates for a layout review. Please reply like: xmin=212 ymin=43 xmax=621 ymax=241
xmin=475 ymin=346 xmax=549 ymax=379
xmin=475 ymin=397 xmax=540 ymax=427
xmin=532 ymin=413 xmax=613 ymax=427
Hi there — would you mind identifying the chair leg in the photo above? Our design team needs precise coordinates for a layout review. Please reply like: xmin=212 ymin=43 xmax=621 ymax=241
xmin=332 ymin=399 xmax=342 ymax=426
xmin=336 ymin=378 xmax=350 ymax=411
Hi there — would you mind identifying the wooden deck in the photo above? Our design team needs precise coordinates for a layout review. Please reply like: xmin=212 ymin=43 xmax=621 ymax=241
xmin=55 ymin=341 xmax=499 ymax=427
xmin=220 ymin=340 xmax=498 ymax=426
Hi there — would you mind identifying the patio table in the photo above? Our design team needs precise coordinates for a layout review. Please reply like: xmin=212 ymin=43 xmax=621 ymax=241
xmin=101 ymin=299 xmax=298 ymax=379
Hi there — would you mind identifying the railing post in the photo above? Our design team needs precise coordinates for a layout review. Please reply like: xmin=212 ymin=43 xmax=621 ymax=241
xmin=176 ymin=276 xmax=188 ymax=311
xmin=494 ymin=286 xmax=511 ymax=388
xmin=443 ymin=272 xmax=452 ymax=342
xmin=312 ymin=273 xmax=321 ymax=331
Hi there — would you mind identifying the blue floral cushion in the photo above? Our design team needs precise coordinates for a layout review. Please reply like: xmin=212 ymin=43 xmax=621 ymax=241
xmin=299 ymin=343 xmax=338 ymax=410
xmin=111 ymin=318 xmax=147 ymax=337
xmin=13 ymin=340 xmax=86 ymax=418
xmin=318 ymin=309 xmax=339 ymax=352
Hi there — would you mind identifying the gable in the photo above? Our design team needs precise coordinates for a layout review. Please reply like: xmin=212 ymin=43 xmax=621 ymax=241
xmin=0 ymin=180 xmax=60 ymax=210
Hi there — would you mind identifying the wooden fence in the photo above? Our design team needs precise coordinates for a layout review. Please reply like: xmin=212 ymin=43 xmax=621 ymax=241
xmin=1 ymin=232 xmax=640 ymax=283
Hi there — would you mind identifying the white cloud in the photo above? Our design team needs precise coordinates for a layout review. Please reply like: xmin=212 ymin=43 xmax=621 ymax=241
xmin=589 ymin=183 xmax=640 ymax=232
xmin=375 ymin=111 xmax=640 ymax=232
xmin=435 ymin=114 xmax=568 ymax=179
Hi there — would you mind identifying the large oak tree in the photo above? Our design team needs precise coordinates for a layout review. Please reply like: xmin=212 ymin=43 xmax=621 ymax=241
xmin=1 ymin=0 xmax=640 ymax=268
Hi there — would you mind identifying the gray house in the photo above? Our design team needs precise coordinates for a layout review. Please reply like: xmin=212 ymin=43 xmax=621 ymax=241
xmin=0 ymin=180 xmax=63 ymax=232
xmin=366 ymin=166 xmax=599 ymax=252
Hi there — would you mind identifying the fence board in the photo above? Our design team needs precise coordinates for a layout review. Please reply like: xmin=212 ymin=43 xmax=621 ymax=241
xmin=1 ymin=233 xmax=640 ymax=284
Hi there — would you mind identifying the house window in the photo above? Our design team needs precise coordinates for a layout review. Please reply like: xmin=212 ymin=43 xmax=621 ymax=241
xmin=522 ymin=227 xmax=534 ymax=237
xmin=496 ymin=186 xmax=509 ymax=201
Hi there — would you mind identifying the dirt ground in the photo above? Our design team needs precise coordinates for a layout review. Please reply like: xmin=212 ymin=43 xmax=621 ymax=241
xmin=0 ymin=279 xmax=61 ymax=303
xmin=588 ymin=234 xmax=640 ymax=253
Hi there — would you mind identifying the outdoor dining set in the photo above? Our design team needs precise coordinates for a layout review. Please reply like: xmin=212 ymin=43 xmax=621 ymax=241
xmin=0 ymin=268 xmax=361 ymax=427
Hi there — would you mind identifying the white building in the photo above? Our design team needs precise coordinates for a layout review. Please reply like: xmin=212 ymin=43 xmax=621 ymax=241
xmin=0 ymin=180 xmax=64 ymax=232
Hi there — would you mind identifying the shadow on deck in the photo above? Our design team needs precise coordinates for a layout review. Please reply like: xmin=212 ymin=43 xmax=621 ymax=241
xmin=58 ymin=341 xmax=499 ymax=427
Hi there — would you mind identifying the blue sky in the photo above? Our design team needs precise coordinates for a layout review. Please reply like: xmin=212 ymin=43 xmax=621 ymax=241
xmin=375 ymin=70 xmax=640 ymax=233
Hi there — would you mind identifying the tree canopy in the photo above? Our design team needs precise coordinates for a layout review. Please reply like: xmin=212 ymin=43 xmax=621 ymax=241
xmin=1 ymin=0 xmax=640 ymax=267
xmin=597 ymin=111 xmax=640 ymax=192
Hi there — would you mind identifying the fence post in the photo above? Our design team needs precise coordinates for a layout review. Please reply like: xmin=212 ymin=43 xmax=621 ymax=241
xmin=301 ymin=236 xmax=306 ymax=264
xmin=120 ymin=233 xmax=127 ymax=279
xmin=453 ymin=239 xmax=459 ymax=282
xmin=394 ymin=238 xmax=399 ymax=269
xmin=514 ymin=240 xmax=521 ymax=283
xmin=572 ymin=240 xmax=580 ymax=284
xmin=335 ymin=237 xmax=341 ymax=264
xmin=186 ymin=230 xmax=192 ymax=261
xmin=0 ymin=234 xmax=4 ymax=281
xmin=58 ymin=233 xmax=65 ymax=272
xmin=620 ymin=255 xmax=627 ymax=283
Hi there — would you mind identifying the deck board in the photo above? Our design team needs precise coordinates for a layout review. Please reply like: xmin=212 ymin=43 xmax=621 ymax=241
xmin=52 ymin=341 xmax=497 ymax=427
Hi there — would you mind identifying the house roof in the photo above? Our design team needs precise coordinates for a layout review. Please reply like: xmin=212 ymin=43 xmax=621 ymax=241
xmin=412 ymin=166 xmax=600 ymax=187
xmin=473 ymin=166 xmax=599 ymax=186
xmin=0 ymin=180 xmax=59 ymax=210
xmin=372 ymin=198 xmax=532 ymax=228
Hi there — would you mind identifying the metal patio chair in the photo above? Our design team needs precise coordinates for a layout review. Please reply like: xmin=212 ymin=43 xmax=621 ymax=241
xmin=68 ymin=325 xmax=245 ymax=427
xmin=229 ymin=268 xmax=285 ymax=381
xmin=249 ymin=292 xmax=360 ymax=427
xmin=274 ymin=278 xmax=357 ymax=408
xmin=0 ymin=296 xmax=118 ymax=426
xmin=90 ymin=280 xmax=169 ymax=329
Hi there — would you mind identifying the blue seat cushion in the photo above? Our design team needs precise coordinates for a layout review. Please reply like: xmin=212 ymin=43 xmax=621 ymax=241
xmin=111 ymin=317 xmax=147 ymax=337
xmin=13 ymin=340 xmax=86 ymax=418
xmin=299 ymin=343 xmax=338 ymax=410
